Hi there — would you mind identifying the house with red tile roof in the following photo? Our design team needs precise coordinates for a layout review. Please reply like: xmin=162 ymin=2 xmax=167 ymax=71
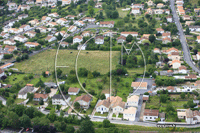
xmin=68 ymin=87 xmax=80 ymax=95
xmin=178 ymin=65 xmax=187 ymax=74
xmin=131 ymin=82 xmax=147 ymax=90
xmin=170 ymin=60 xmax=181 ymax=69
xmin=73 ymin=36 xmax=83 ymax=44
xmin=25 ymin=42 xmax=40 ymax=48
xmin=74 ymin=94 xmax=92 ymax=109
xmin=121 ymin=32 xmax=138 ymax=37
xmin=33 ymin=93 xmax=48 ymax=102
xmin=143 ymin=109 xmax=159 ymax=121
xmin=100 ymin=21 xmax=114 ymax=28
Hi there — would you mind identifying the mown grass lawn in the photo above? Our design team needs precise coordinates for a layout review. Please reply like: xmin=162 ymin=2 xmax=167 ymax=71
xmin=118 ymin=113 xmax=123 ymax=118
xmin=117 ymin=8 xmax=130 ymax=18
xmin=94 ymin=112 xmax=108 ymax=117
xmin=13 ymin=49 xmax=120 ymax=75
xmin=29 ymin=75 xmax=55 ymax=86
xmin=160 ymin=101 xmax=188 ymax=108
xmin=112 ymin=114 xmax=116 ymax=117
xmin=14 ymin=98 xmax=25 ymax=104
xmin=27 ymin=101 xmax=40 ymax=107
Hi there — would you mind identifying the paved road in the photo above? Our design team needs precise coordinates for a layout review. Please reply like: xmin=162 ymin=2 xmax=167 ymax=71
xmin=38 ymin=107 xmax=200 ymax=128
xmin=170 ymin=0 xmax=200 ymax=74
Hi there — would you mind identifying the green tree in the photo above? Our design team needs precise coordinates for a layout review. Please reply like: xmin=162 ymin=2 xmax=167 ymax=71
xmin=24 ymin=107 xmax=37 ymax=119
xmin=100 ymin=94 xmax=106 ymax=100
xmin=48 ymin=109 xmax=57 ymax=122
xmin=187 ymin=93 xmax=190 ymax=98
xmin=66 ymin=125 xmax=75 ymax=133
xmin=60 ymin=110 xmax=64 ymax=118
xmin=78 ymin=68 xmax=88 ymax=77
xmin=57 ymin=33 xmax=62 ymax=40
xmin=16 ymin=56 xmax=21 ymax=62
xmin=39 ymin=117 xmax=50 ymax=126
xmin=116 ymin=20 xmax=125 ymax=27
xmin=87 ymin=71 xmax=93 ymax=79
xmin=45 ymin=87 xmax=51 ymax=93
xmin=79 ymin=119 xmax=95 ymax=133
xmin=112 ymin=10 xmax=119 ymax=19
xmin=6 ymin=98 xmax=14 ymax=106
xmin=88 ymin=6 xmax=94 ymax=17
xmin=187 ymin=100 xmax=196 ymax=108
xmin=42 ymin=71 xmax=46 ymax=77
xmin=54 ymin=121 xmax=66 ymax=132
xmin=180 ymin=92 xmax=185 ymax=99
xmin=152 ymin=73 xmax=156 ymax=78
xmin=103 ymin=119 xmax=110 ymax=128
xmin=7 ymin=111 xmax=20 ymax=129
xmin=74 ymin=102 xmax=80 ymax=109
xmin=126 ymin=34 xmax=133 ymax=42
xmin=56 ymin=105 xmax=61 ymax=111
xmin=186 ymin=26 xmax=190 ymax=35
xmin=193 ymin=90 xmax=199 ymax=96
xmin=57 ymin=69 xmax=63 ymax=77
xmin=149 ymin=34 xmax=156 ymax=43
xmin=166 ymin=104 xmax=175 ymax=112
xmin=19 ymin=114 xmax=31 ymax=128
xmin=160 ymin=94 xmax=168 ymax=103
xmin=35 ymin=78 xmax=45 ymax=88
xmin=39 ymin=97 xmax=44 ymax=105
xmin=27 ymin=93 xmax=34 ymax=102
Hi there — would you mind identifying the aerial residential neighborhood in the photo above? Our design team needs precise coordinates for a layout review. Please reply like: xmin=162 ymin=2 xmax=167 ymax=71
xmin=1 ymin=0 xmax=200 ymax=132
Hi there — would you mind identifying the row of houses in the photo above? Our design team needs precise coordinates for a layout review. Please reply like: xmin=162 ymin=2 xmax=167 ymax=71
xmin=177 ymin=109 xmax=200 ymax=124
xmin=153 ymin=47 xmax=184 ymax=69
xmin=95 ymin=95 xmax=139 ymax=121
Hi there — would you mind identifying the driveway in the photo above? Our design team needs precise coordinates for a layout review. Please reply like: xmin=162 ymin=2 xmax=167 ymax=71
xmin=135 ymin=94 xmax=143 ymax=122
xmin=48 ymin=88 xmax=58 ymax=97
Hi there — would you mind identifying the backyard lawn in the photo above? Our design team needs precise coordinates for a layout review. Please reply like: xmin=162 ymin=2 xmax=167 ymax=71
xmin=145 ymin=96 xmax=160 ymax=109
xmin=112 ymin=114 xmax=116 ymax=117
xmin=160 ymin=101 xmax=188 ymax=108
xmin=146 ymin=95 xmax=188 ymax=110
xmin=29 ymin=75 xmax=55 ymax=86
xmin=94 ymin=112 xmax=108 ymax=117
xmin=14 ymin=98 xmax=25 ymax=104
xmin=2 ymin=73 xmax=33 ymax=86
xmin=118 ymin=113 xmax=123 ymax=118
xmin=117 ymin=8 xmax=130 ymax=18
xmin=26 ymin=101 xmax=40 ymax=107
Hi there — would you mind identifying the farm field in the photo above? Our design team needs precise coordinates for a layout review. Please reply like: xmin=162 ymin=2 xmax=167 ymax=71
xmin=13 ymin=49 xmax=120 ymax=75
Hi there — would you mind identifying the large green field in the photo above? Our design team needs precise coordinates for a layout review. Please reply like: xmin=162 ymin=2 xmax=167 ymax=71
xmin=13 ymin=49 xmax=120 ymax=75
